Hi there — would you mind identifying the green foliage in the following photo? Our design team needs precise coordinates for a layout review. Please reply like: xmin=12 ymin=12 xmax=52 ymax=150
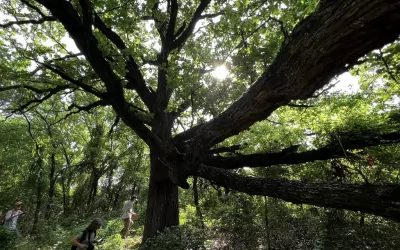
xmin=1 ymin=0 xmax=400 ymax=249
xmin=140 ymin=225 xmax=207 ymax=250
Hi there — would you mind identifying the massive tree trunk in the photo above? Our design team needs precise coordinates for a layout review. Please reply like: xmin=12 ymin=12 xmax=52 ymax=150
xmin=143 ymin=152 xmax=179 ymax=241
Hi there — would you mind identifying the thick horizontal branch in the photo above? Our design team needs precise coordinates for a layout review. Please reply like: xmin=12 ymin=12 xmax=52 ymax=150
xmin=0 ymin=15 xmax=57 ymax=28
xmin=176 ymin=0 xmax=400 ymax=152
xmin=206 ymin=144 xmax=244 ymax=155
xmin=203 ymin=147 xmax=344 ymax=169
xmin=191 ymin=164 xmax=400 ymax=222
xmin=202 ymin=131 xmax=400 ymax=169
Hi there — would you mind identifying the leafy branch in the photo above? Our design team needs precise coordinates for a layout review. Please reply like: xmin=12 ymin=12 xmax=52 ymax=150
xmin=93 ymin=14 xmax=154 ymax=110
xmin=0 ymin=15 xmax=57 ymax=28
xmin=379 ymin=49 xmax=400 ymax=85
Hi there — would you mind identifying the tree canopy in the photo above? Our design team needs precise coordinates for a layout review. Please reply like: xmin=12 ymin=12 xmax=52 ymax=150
xmin=1 ymin=0 xmax=400 ymax=244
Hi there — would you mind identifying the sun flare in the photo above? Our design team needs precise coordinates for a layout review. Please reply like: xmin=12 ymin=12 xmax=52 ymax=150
xmin=211 ymin=65 xmax=229 ymax=80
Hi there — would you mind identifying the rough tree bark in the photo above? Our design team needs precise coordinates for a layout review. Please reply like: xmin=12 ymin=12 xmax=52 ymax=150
xmin=191 ymin=164 xmax=400 ymax=222
xmin=143 ymin=152 xmax=179 ymax=240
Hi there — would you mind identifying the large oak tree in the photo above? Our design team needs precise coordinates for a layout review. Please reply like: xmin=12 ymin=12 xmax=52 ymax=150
xmin=1 ymin=0 xmax=400 ymax=241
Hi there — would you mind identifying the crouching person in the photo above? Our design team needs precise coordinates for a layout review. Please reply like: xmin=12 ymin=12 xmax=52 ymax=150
xmin=71 ymin=218 xmax=104 ymax=250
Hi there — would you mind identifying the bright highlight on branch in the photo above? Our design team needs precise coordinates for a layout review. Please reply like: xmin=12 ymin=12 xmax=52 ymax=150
xmin=211 ymin=65 xmax=229 ymax=80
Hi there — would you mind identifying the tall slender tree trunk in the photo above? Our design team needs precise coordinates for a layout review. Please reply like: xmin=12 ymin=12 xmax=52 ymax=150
xmin=106 ymin=168 xmax=114 ymax=207
xmin=113 ymin=174 xmax=125 ymax=209
xmin=264 ymin=196 xmax=271 ymax=250
xmin=142 ymin=152 xmax=179 ymax=241
xmin=32 ymin=169 xmax=43 ymax=233
xmin=46 ymin=153 xmax=56 ymax=217
xmin=193 ymin=176 xmax=205 ymax=229
xmin=88 ymin=169 xmax=100 ymax=205
xmin=62 ymin=146 xmax=72 ymax=215
xmin=132 ymin=181 xmax=137 ymax=196
xmin=64 ymin=171 xmax=73 ymax=214
xmin=61 ymin=174 xmax=67 ymax=215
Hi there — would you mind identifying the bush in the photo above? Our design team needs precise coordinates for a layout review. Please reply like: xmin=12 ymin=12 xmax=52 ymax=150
xmin=140 ymin=224 xmax=207 ymax=250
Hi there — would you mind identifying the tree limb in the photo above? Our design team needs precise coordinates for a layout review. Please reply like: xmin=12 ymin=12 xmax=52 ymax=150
xmin=206 ymin=144 xmax=245 ymax=155
xmin=93 ymin=14 xmax=154 ymax=110
xmin=140 ymin=55 xmax=159 ymax=66
xmin=20 ymin=0 xmax=48 ymax=17
xmin=379 ymin=49 xmax=400 ymax=84
xmin=10 ymin=85 xmax=69 ymax=114
xmin=107 ymin=116 xmax=120 ymax=136
xmin=0 ymin=84 xmax=55 ymax=93
xmin=30 ymin=53 xmax=83 ymax=75
xmin=0 ymin=15 xmax=57 ymax=28
xmin=33 ymin=0 xmax=163 ymax=150
xmin=39 ymin=62 xmax=104 ymax=98
xmin=171 ymin=0 xmax=212 ymax=50
xmin=200 ymin=11 xmax=224 ymax=19
xmin=78 ymin=0 xmax=93 ymax=35
xmin=67 ymin=99 xmax=107 ymax=112
xmin=191 ymin=164 xmax=400 ymax=222
xmin=202 ymin=131 xmax=400 ymax=169
xmin=267 ymin=16 xmax=288 ymax=39
xmin=49 ymin=100 xmax=108 ymax=126
xmin=175 ymin=0 xmax=400 ymax=152
xmin=166 ymin=0 xmax=178 ymax=46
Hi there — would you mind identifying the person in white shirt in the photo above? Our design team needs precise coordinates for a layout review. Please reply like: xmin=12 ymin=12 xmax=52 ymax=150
xmin=3 ymin=201 xmax=25 ymax=237
xmin=120 ymin=195 xmax=138 ymax=238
